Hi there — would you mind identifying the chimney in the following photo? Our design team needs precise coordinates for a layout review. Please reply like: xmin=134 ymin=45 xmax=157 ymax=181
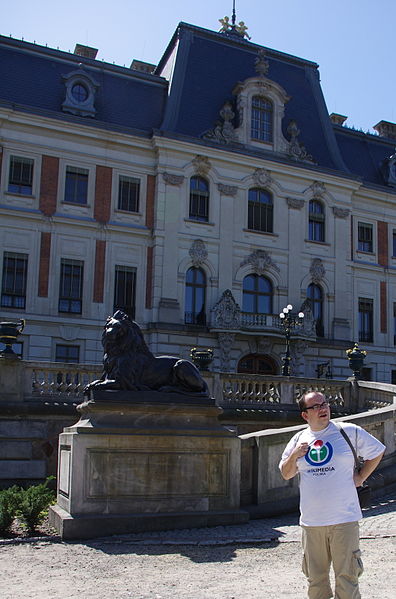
xmin=373 ymin=120 xmax=396 ymax=140
xmin=330 ymin=113 xmax=347 ymax=126
xmin=130 ymin=59 xmax=156 ymax=74
xmin=74 ymin=44 xmax=98 ymax=60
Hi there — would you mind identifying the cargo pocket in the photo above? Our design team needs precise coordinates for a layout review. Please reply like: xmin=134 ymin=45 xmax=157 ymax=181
xmin=351 ymin=549 xmax=364 ymax=578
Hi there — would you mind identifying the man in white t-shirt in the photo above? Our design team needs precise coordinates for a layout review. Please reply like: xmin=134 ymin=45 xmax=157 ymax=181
xmin=279 ymin=391 xmax=385 ymax=599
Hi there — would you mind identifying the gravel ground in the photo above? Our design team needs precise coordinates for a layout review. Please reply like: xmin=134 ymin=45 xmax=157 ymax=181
xmin=1 ymin=494 xmax=395 ymax=598
xmin=0 ymin=536 xmax=395 ymax=598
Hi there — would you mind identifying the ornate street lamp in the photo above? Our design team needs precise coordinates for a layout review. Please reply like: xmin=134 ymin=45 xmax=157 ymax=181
xmin=279 ymin=304 xmax=304 ymax=376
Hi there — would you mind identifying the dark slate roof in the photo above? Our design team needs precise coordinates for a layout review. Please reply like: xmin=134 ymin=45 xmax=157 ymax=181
xmin=0 ymin=35 xmax=168 ymax=135
xmin=334 ymin=126 xmax=395 ymax=189
xmin=157 ymin=22 xmax=395 ymax=191
xmin=157 ymin=23 xmax=347 ymax=172
xmin=0 ymin=25 xmax=394 ymax=191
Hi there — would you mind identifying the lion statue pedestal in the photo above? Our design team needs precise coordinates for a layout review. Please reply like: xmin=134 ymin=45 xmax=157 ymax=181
xmin=49 ymin=312 xmax=247 ymax=540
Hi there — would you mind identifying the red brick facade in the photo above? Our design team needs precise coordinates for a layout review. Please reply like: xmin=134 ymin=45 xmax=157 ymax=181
xmin=146 ymin=175 xmax=156 ymax=228
xmin=93 ymin=240 xmax=106 ymax=303
xmin=39 ymin=155 xmax=59 ymax=216
xmin=380 ymin=281 xmax=387 ymax=333
xmin=145 ymin=246 xmax=153 ymax=309
xmin=378 ymin=221 xmax=388 ymax=267
xmin=38 ymin=232 xmax=51 ymax=297
xmin=94 ymin=166 xmax=112 ymax=223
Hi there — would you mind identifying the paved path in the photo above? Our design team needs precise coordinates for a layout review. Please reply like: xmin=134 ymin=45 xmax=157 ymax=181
xmin=83 ymin=492 xmax=396 ymax=547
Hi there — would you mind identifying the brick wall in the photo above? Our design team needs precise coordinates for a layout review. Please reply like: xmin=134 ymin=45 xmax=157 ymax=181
xmin=378 ymin=221 xmax=388 ymax=267
xmin=93 ymin=240 xmax=106 ymax=303
xmin=380 ymin=281 xmax=387 ymax=333
xmin=94 ymin=166 xmax=112 ymax=223
xmin=38 ymin=232 xmax=51 ymax=297
xmin=39 ymin=156 xmax=59 ymax=216
xmin=146 ymin=175 xmax=156 ymax=228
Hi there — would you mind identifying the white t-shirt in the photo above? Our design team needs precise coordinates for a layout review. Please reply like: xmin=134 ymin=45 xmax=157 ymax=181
xmin=279 ymin=421 xmax=385 ymax=527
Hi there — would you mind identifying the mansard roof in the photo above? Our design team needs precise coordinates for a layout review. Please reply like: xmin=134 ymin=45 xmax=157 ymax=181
xmin=0 ymin=23 xmax=394 ymax=191
xmin=0 ymin=34 xmax=168 ymax=135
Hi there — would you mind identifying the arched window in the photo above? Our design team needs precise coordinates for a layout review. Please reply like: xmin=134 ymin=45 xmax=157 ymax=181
xmin=248 ymin=188 xmax=273 ymax=233
xmin=189 ymin=176 xmax=209 ymax=222
xmin=307 ymin=283 xmax=324 ymax=337
xmin=242 ymin=274 xmax=273 ymax=314
xmin=238 ymin=353 xmax=278 ymax=375
xmin=308 ymin=200 xmax=325 ymax=242
xmin=185 ymin=267 xmax=206 ymax=325
xmin=251 ymin=96 xmax=273 ymax=142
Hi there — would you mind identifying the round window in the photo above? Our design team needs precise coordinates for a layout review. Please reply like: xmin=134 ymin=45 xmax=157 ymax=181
xmin=71 ymin=83 xmax=88 ymax=102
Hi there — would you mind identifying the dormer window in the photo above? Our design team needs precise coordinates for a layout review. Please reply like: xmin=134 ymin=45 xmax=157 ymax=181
xmin=251 ymin=96 xmax=273 ymax=142
xmin=62 ymin=68 xmax=99 ymax=118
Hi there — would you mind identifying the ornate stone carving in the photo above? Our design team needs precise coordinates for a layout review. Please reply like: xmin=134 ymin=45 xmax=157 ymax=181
xmin=291 ymin=340 xmax=308 ymax=375
xmin=310 ymin=258 xmax=326 ymax=284
xmin=241 ymin=249 xmax=279 ymax=275
xmin=299 ymin=299 xmax=317 ymax=337
xmin=218 ymin=332 xmax=235 ymax=372
xmin=192 ymin=155 xmax=211 ymax=176
xmin=332 ymin=206 xmax=350 ymax=218
xmin=252 ymin=168 xmax=272 ymax=188
xmin=211 ymin=289 xmax=241 ymax=329
xmin=287 ymin=197 xmax=305 ymax=209
xmin=189 ymin=239 xmax=208 ymax=267
xmin=162 ymin=172 xmax=184 ymax=186
xmin=255 ymin=49 xmax=269 ymax=77
xmin=309 ymin=181 xmax=326 ymax=198
xmin=382 ymin=152 xmax=396 ymax=188
xmin=287 ymin=120 xmax=314 ymax=163
xmin=202 ymin=102 xmax=239 ymax=145
xmin=217 ymin=183 xmax=238 ymax=197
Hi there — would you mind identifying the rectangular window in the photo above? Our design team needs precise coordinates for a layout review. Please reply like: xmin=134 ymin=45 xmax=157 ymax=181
xmin=1 ymin=252 xmax=28 ymax=309
xmin=393 ymin=230 xmax=396 ymax=257
xmin=8 ymin=156 xmax=34 ymax=195
xmin=114 ymin=266 xmax=136 ymax=319
xmin=64 ymin=166 xmax=89 ymax=205
xmin=358 ymin=297 xmax=373 ymax=342
xmin=118 ymin=176 xmax=140 ymax=212
xmin=392 ymin=370 xmax=396 ymax=385
xmin=59 ymin=259 xmax=83 ymax=314
xmin=358 ymin=223 xmax=373 ymax=252
xmin=55 ymin=344 xmax=80 ymax=363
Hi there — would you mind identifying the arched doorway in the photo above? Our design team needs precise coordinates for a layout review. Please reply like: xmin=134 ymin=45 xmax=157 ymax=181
xmin=237 ymin=353 xmax=278 ymax=375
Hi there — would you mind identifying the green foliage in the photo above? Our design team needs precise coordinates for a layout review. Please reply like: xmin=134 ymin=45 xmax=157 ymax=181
xmin=16 ymin=477 xmax=56 ymax=535
xmin=0 ymin=485 xmax=21 ymax=536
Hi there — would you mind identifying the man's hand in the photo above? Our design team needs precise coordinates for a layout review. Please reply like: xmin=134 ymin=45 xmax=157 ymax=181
xmin=280 ymin=442 xmax=309 ymax=480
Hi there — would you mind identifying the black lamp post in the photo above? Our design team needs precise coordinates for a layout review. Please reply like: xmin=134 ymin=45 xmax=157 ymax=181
xmin=279 ymin=304 xmax=304 ymax=376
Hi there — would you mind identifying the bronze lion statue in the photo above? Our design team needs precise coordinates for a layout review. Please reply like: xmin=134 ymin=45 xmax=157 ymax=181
xmin=85 ymin=311 xmax=209 ymax=396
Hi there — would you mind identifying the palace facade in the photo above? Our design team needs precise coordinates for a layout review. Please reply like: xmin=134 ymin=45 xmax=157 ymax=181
xmin=1 ymin=22 xmax=396 ymax=380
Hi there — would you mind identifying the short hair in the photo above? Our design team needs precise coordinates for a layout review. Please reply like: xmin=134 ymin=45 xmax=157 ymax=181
xmin=298 ymin=391 xmax=325 ymax=412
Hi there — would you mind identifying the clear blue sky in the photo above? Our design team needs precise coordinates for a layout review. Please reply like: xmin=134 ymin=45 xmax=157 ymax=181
xmin=2 ymin=1 xmax=395 ymax=133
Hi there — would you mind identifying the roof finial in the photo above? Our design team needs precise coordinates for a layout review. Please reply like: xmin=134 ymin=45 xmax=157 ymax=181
xmin=232 ymin=0 xmax=236 ymax=27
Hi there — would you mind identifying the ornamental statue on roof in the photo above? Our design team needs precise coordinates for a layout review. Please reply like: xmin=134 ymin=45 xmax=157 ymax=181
xmin=218 ymin=2 xmax=251 ymax=40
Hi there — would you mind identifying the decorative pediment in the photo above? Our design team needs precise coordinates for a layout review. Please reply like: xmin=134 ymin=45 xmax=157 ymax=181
xmin=162 ymin=172 xmax=184 ymax=186
xmin=189 ymin=239 xmax=208 ymax=267
xmin=211 ymin=289 xmax=241 ymax=329
xmin=241 ymin=249 xmax=279 ymax=275
xmin=310 ymin=258 xmax=326 ymax=283
xmin=287 ymin=121 xmax=314 ymax=163
xmin=308 ymin=181 xmax=326 ymax=198
xmin=252 ymin=168 xmax=272 ymax=188
xmin=202 ymin=102 xmax=239 ymax=145
xmin=192 ymin=155 xmax=211 ymax=176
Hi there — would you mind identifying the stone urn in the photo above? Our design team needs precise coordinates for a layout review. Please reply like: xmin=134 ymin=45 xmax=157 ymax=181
xmin=0 ymin=319 xmax=25 ymax=358
xmin=190 ymin=347 xmax=214 ymax=371
xmin=346 ymin=342 xmax=367 ymax=379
